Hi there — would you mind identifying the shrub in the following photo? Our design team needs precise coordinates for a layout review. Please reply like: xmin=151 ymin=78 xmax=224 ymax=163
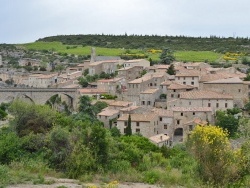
xmin=187 ymin=125 xmax=241 ymax=185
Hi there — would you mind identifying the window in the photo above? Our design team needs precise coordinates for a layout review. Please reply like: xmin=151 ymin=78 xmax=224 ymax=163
xmin=189 ymin=101 xmax=191 ymax=105
xmin=124 ymin=121 xmax=128 ymax=126
xmin=154 ymin=83 xmax=157 ymax=86
xmin=225 ymin=103 xmax=228 ymax=108
xmin=178 ymin=94 xmax=180 ymax=98
xmin=136 ymin=128 xmax=140 ymax=133
xmin=171 ymin=94 xmax=174 ymax=98
xmin=178 ymin=77 xmax=180 ymax=80
xmin=150 ymin=83 xmax=153 ymax=86
xmin=192 ymin=77 xmax=194 ymax=80
xmin=181 ymin=112 xmax=183 ymax=116
xmin=183 ymin=82 xmax=186 ymax=84
xmin=189 ymin=125 xmax=193 ymax=131
xmin=184 ymin=77 xmax=186 ymax=80
xmin=193 ymin=112 xmax=195 ymax=115
xmin=239 ymin=89 xmax=241 ymax=92
xmin=159 ymin=117 xmax=162 ymax=121
xmin=208 ymin=103 xmax=211 ymax=107
xmin=216 ymin=103 xmax=219 ymax=108
xmin=147 ymin=101 xmax=151 ymax=105
xmin=173 ymin=89 xmax=176 ymax=92
xmin=164 ymin=124 xmax=168 ymax=129
xmin=177 ymin=120 xmax=180 ymax=125
xmin=124 ymin=128 xmax=126 ymax=133
xmin=142 ymin=101 xmax=145 ymax=105
xmin=136 ymin=122 xmax=140 ymax=126
xmin=191 ymin=81 xmax=194 ymax=85
xmin=105 ymin=116 xmax=107 ymax=119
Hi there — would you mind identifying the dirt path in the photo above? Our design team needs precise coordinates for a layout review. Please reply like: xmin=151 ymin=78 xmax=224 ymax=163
xmin=7 ymin=178 xmax=162 ymax=188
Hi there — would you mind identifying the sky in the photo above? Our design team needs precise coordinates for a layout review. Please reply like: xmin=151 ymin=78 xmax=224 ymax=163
xmin=1 ymin=0 xmax=250 ymax=44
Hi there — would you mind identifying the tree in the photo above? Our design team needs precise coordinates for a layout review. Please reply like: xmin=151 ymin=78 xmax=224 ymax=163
xmin=8 ymin=100 xmax=57 ymax=137
xmin=78 ymin=77 xmax=88 ymax=88
xmin=166 ymin=64 xmax=176 ymax=75
xmin=125 ymin=114 xmax=132 ymax=136
xmin=159 ymin=48 xmax=175 ymax=65
xmin=187 ymin=125 xmax=240 ymax=185
xmin=216 ymin=109 xmax=240 ymax=137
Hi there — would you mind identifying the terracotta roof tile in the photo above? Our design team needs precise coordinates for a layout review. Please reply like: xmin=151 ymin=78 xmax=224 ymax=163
xmin=149 ymin=134 xmax=170 ymax=144
xmin=180 ymin=90 xmax=233 ymax=99
xmin=168 ymin=83 xmax=196 ymax=90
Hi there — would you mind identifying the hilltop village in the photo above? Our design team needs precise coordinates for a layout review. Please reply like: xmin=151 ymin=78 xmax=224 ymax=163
xmin=0 ymin=47 xmax=248 ymax=146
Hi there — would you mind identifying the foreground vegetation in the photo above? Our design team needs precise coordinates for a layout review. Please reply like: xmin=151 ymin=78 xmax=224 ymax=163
xmin=0 ymin=99 xmax=250 ymax=187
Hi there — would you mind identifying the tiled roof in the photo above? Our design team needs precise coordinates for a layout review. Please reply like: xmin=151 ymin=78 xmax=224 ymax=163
xmin=160 ymin=81 xmax=173 ymax=86
xmin=97 ymin=109 xmax=119 ymax=116
xmin=120 ymin=106 xmax=140 ymax=112
xmin=117 ymin=113 xmax=157 ymax=122
xmin=175 ymin=70 xmax=201 ymax=77
xmin=149 ymin=134 xmax=170 ymax=144
xmin=168 ymin=83 xmax=196 ymax=90
xmin=110 ymin=101 xmax=133 ymax=107
xmin=204 ymin=77 xmax=243 ymax=84
xmin=141 ymin=88 xmax=159 ymax=94
xmin=151 ymin=108 xmax=173 ymax=117
xmin=172 ymin=107 xmax=213 ymax=112
xmin=128 ymin=76 xmax=152 ymax=84
xmin=180 ymin=90 xmax=233 ymax=99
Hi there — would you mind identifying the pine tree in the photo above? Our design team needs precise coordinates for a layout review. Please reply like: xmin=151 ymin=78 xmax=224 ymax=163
xmin=166 ymin=64 xmax=176 ymax=75
xmin=125 ymin=114 xmax=132 ymax=136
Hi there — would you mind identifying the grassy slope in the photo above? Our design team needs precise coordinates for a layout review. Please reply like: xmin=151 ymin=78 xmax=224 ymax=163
xmin=20 ymin=41 xmax=223 ymax=62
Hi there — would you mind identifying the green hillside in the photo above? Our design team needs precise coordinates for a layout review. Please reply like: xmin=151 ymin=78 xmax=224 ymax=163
xmin=20 ymin=41 xmax=223 ymax=62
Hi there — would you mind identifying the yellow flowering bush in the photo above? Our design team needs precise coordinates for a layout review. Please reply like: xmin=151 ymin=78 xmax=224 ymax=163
xmin=187 ymin=125 xmax=241 ymax=185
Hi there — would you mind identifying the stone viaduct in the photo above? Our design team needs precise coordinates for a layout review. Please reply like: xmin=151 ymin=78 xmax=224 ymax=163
xmin=0 ymin=88 xmax=80 ymax=110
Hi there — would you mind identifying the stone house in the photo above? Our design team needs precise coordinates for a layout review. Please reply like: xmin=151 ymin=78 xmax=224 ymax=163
xmin=124 ymin=59 xmax=150 ymax=68
xmin=177 ymin=90 xmax=234 ymax=112
xmin=202 ymin=77 xmax=249 ymax=108
xmin=117 ymin=66 xmax=143 ymax=81
xmin=97 ymin=77 xmax=125 ymax=95
xmin=89 ymin=60 xmax=124 ymax=76
xmin=172 ymin=107 xmax=213 ymax=143
xmin=108 ymin=100 xmax=133 ymax=110
xmin=151 ymin=108 xmax=173 ymax=136
xmin=140 ymin=88 xmax=161 ymax=108
xmin=77 ymin=88 xmax=107 ymax=98
xmin=28 ymin=73 xmax=58 ymax=88
xmin=167 ymin=82 xmax=197 ymax=100
xmin=57 ymin=71 xmax=82 ymax=83
xmin=149 ymin=134 xmax=171 ymax=147
xmin=97 ymin=108 xmax=120 ymax=128
xmin=116 ymin=113 xmax=158 ymax=137
xmin=127 ymin=73 xmax=166 ymax=105
xmin=175 ymin=70 xmax=201 ymax=88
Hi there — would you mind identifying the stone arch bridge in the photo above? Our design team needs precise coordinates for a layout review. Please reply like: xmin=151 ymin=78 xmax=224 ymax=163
xmin=0 ymin=88 xmax=80 ymax=110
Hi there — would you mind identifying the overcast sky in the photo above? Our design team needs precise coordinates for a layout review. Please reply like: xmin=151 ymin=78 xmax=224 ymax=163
xmin=1 ymin=0 xmax=250 ymax=44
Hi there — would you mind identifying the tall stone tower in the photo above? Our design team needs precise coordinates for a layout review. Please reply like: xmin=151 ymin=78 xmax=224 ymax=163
xmin=90 ymin=47 xmax=96 ymax=63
